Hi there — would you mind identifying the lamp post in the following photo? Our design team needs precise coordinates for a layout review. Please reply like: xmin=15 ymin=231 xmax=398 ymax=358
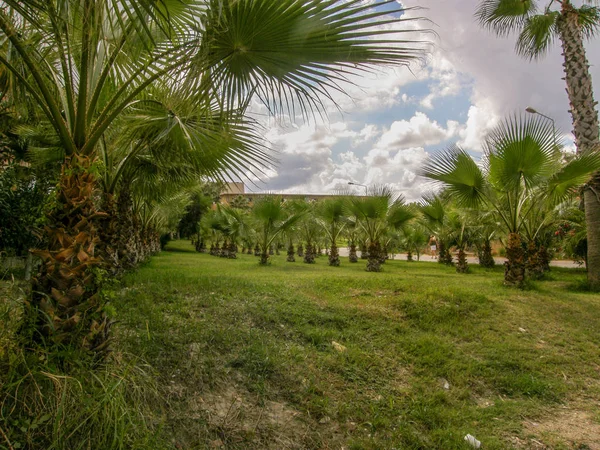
xmin=526 ymin=107 xmax=557 ymax=149
xmin=348 ymin=181 xmax=368 ymax=196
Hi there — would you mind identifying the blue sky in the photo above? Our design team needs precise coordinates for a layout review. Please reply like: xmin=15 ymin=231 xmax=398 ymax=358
xmin=245 ymin=0 xmax=600 ymax=201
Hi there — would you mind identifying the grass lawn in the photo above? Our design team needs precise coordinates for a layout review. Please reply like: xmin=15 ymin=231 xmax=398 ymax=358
xmin=108 ymin=240 xmax=600 ymax=449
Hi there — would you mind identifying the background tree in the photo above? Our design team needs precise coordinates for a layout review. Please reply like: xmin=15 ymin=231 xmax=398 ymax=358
xmin=476 ymin=0 xmax=600 ymax=289
xmin=251 ymin=197 xmax=304 ymax=265
xmin=423 ymin=115 xmax=600 ymax=286
xmin=315 ymin=198 xmax=347 ymax=267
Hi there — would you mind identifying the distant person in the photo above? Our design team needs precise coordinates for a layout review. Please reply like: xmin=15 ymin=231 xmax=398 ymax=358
xmin=429 ymin=235 xmax=437 ymax=259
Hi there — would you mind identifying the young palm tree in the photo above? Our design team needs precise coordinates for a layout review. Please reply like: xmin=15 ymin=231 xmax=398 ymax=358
xmin=251 ymin=197 xmax=304 ymax=265
xmin=423 ymin=115 xmax=600 ymax=286
xmin=476 ymin=0 xmax=600 ymax=288
xmin=419 ymin=194 xmax=455 ymax=266
xmin=401 ymin=224 xmax=428 ymax=262
xmin=315 ymin=198 xmax=348 ymax=267
xmin=0 ymin=0 xmax=426 ymax=358
xmin=296 ymin=204 xmax=322 ymax=264
xmin=350 ymin=186 xmax=412 ymax=272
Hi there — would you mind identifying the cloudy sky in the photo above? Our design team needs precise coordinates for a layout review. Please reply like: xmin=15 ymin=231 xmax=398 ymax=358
xmin=243 ymin=0 xmax=600 ymax=201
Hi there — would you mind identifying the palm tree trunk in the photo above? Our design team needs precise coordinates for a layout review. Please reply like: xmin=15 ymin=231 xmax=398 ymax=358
xmin=228 ymin=242 xmax=237 ymax=259
xmin=116 ymin=187 xmax=138 ymax=270
xmin=27 ymin=156 xmax=111 ymax=364
xmin=297 ymin=243 xmax=304 ymax=257
xmin=526 ymin=240 xmax=544 ymax=280
xmin=557 ymin=3 xmax=600 ymax=290
xmin=456 ymin=248 xmax=468 ymax=273
xmin=259 ymin=251 xmax=269 ymax=265
xmin=407 ymin=250 xmax=413 ymax=262
xmin=287 ymin=244 xmax=296 ymax=262
xmin=349 ymin=243 xmax=358 ymax=263
xmin=328 ymin=243 xmax=340 ymax=267
xmin=360 ymin=243 xmax=368 ymax=259
xmin=504 ymin=232 xmax=526 ymax=287
xmin=366 ymin=241 xmax=381 ymax=272
xmin=304 ymin=243 xmax=315 ymax=264
xmin=97 ymin=193 xmax=119 ymax=273
xmin=478 ymin=240 xmax=495 ymax=268
xmin=254 ymin=244 xmax=260 ymax=256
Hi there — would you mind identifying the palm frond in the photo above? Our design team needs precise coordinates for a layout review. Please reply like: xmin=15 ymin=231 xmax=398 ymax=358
xmin=421 ymin=145 xmax=487 ymax=208
xmin=484 ymin=114 xmax=560 ymax=191
xmin=516 ymin=11 xmax=559 ymax=59
xmin=193 ymin=0 xmax=427 ymax=115
xmin=476 ymin=0 xmax=539 ymax=36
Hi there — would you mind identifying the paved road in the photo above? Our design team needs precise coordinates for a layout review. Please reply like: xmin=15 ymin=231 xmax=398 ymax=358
xmin=336 ymin=248 xmax=582 ymax=269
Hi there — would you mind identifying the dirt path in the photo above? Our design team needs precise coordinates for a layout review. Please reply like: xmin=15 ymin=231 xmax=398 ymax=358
xmin=336 ymin=248 xmax=582 ymax=269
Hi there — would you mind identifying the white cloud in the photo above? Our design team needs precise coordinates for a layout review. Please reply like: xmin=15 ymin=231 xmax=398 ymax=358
xmin=376 ymin=112 xmax=459 ymax=149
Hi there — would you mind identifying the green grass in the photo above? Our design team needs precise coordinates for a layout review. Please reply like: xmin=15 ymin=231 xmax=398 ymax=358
xmin=107 ymin=241 xmax=600 ymax=449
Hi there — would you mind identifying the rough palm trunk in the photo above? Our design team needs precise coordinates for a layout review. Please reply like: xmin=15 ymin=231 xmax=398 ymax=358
xmin=116 ymin=187 xmax=137 ymax=270
xmin=349 ymin=243 xmax=358 ymax=263
xmin=228 ymin=242 xmax=237 ymax=259
xmin=254 ymin=244 xmax=260 ymax=256
xmin=504 ymin=232 xmax=526 ymax=287
xmin=220 ymin=240 xmax=230 ymax=258
xmin=438 ymin=241 xmax=453 ymax=265
xmin=366 ymin=241 xmax=381 ymax=272
xmin=259 ymin=250 xmax=269 ymax=265
xmin=304 ymin=243 xmax=315 ymax=264
xmin=407 ymin=250 xmax=413 ymax=262
xmin=478 ymin=240 xmax=495 ymax=268
xmin=328 ymin=243 xmax=340 ymax=267
xmin=97 ymin=193 xmax=119 ymax=273
xmin=297 ymin=244 xmax=304 ymax=257
xmin=526 ymin=241 xmax=544 ymax=280
xmin=287 ymin=244 xmax=295 ymax=262
xmin=27 ymin=156 xmax=111 ymax=364
xmin=557 ymin=3 xmax=600 ymax=290
xmin=360 ymin=243 xmax=368 ymax=259
xmin=247 ymin=245 xmax=252 ymax=255
xmin=456 ymin=248 xmax=468 ymax=273
xmin=381 ymin=245 xmax=388 ymax=263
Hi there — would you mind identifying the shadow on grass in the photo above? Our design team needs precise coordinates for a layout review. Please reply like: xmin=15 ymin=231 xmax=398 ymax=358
xmin=164 ymin=241 xmax=197 ymax=253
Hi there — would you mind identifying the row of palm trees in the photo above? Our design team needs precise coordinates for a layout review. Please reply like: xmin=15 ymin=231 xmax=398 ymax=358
xmin=194 ymin=115 xmax=600 ymax=287
xmin=0 ymin=0 xmax=426 ymax=363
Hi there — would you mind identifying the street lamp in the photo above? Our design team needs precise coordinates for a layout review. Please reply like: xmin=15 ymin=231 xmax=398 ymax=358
xmin=526 ymin=106 xmax=557 ymax=148
xmin=348 ymin=181 xmax=368 ymax=196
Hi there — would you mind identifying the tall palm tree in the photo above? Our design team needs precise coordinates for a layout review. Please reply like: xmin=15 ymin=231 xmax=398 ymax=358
xmin=423 ymin=115 xmax=600 ymax=286
xmin=0 ymin=0 xmax=426 ymax=359
xmin=476 ymin=0 xmax=600 ymax=289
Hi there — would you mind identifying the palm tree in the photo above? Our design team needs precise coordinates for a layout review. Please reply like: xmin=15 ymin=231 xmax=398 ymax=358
xmin=423 ymin=115 xmax=600 ymax=286
xmin=469 ymin=211 xmax=498 ymax=269
xmin=401 ymin=224 xmax=428 ymax=262
xmin=296 ymin=203 xmax=322 ymax=264
xmin=0 ymin=0 xmax=426 ymax=359
xmin=315 ymin=198 xmax=348 ymax=267
xmin=251 ymin=197 xmax=304 ymax=265
xmin=419 ymin=194 xmax=455 ymax=266
xmin=350 ymin=186 xmax=412 ymax=272
xmin=476 ymin=0 xmax=600 ymax=288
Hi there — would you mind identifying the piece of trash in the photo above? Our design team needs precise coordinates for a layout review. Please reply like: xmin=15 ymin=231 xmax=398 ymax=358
xmin=332 ymin=341 xmax=347 ymax=353
xmin=442 ymin=379 xmax=450 ymax=390
xmin=464 ymin=434 xmax=481 ymax=448
xmin=319 ymin=416 xmax=331 ymax=424
xmin=518 ymin=327 xmax=527 ymax=333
